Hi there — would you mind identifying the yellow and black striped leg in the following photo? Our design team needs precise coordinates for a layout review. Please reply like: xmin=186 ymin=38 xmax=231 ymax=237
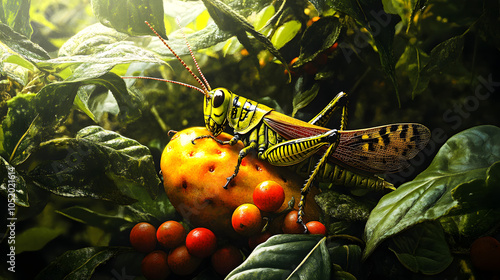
xmin=308 ymin=92 xmax=348 ymax=130
xmin=297 ymin=135 xmax=340 ymax=228
xmin=223 ymin=140 xmax=258 ymax=189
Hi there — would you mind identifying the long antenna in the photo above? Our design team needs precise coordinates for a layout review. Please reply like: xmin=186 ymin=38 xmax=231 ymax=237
xmin=176 ymin=18 xmax=212 ymax=91
xmin=123 ymin=76 xmax=207 ymax=95
xmin=144 ymin=21 xmax=210 ymax=97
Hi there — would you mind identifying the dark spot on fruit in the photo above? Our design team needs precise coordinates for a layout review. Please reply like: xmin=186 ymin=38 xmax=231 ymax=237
xmin=204 ymin=198 xmax=213 ymax=205
xmin=182 ymin=180 xmax=188 ymax=189
xmin=280 ymin=174 xmax=288 ymax=183
xmin=209 ymin=165 xmax=215 ymax=172
xmin=255 ymin=165 xmax=262 ymax=171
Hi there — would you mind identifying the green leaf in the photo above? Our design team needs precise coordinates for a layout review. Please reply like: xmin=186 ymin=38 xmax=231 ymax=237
xmin=315 ymin=190 xmax=373 ymax=221
xmin=292 ymin=82 xmax=320 ymax=117
xmin=1 ymin=92 xmax=36 ymax=159
xmin=270 ymin=20 xmax=302 ymax=50
xmin=201 ymin=0 xmax=291 ymax=77
xmin=421 ymin=34 xmax=465 ymax=77
xmin=15 ymin=226 xmax=64 ymax=254
xmin=0 ymin=22 xmax=49 ymax=62
xmin=363 ymin=125 xmax=500 ymax=259
xmin=90 ymin=0 xmax=167 ymax=38
xmin=0 ymin=156 xmax=28 ymax=206
xmin=295 ymin=16 xmax=341 ymax=67
xmin=226 ymin=235 xmax=330 ymax=280
xmin=35 ymin=246 xmax=130 ymax=280
xmin=26 ymin=126 xmax=160 ymax=205
xmin=327 ymin=0 xmax=398 ymax=102
xmin=388 ymin=221 xmax=453 ymax=275
xmin=0 ymin=0 xmax=33 ymax=38
xmin=329 ymin=244 xmax=363 ymax=277
xmin=9 ymin=73 xmax=141 ymax=165
xmin=57 ymin=206 xmax=134 ymax=232
xmin=395 ymin=44 xmax=430 ymax=96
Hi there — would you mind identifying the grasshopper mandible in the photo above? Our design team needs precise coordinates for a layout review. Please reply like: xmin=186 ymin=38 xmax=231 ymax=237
xmin=128 ymin=22 xmax=431 ymax=227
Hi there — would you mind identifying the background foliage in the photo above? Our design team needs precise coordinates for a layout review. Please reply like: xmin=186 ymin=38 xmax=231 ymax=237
xmin=1 ymin=0 xmax=499 ymax=279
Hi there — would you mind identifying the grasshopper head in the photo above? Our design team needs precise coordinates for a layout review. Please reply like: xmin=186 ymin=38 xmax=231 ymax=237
xmin=204 ymin=88 xmax=231 ymax=136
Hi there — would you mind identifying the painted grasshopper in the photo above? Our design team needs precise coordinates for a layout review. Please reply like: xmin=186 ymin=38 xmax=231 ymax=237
xmin=131 ymin=22 xmax=431 ymax=226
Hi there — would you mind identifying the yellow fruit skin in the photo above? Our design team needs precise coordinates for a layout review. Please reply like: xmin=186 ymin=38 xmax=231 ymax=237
xmin=161 ymin=127 xmax=320 ymax=237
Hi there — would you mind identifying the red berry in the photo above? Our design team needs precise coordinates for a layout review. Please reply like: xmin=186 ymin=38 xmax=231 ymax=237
xmin=168 ymin=245 xmax=202 ymax=276
xmin=130 ymin=222 xmax=157 ymax=253
xmin=211 ymin=245 xmax=244 ymax=276
xmin=232 ymin=204 xmax=262 ymax=236
xmin=185 ymin=228 xmax=217 ymax=258
xmin=157 ymin=221 xmax=186 ymax=249
xmin=306 ymin=221 xmax=327 ymax=235
xmin=141 ymin=250 xmax=170 ymax=280
xmin=470 ymin=236 xmax=500 ymax=272
xmin=253 ymin=181 xmax=285 ymax=212
xmin=282 ymin=210 xmax=307 ymax=234
xmin=248 ymin=231 xmax=272 ymax=250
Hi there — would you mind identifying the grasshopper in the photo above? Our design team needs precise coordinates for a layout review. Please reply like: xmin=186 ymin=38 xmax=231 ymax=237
xmin=130 ymin=22 xmax=431 ymax=226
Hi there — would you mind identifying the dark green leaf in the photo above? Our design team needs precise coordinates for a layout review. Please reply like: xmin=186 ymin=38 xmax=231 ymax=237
xmin=292 ymin=83 xmax=320 ymax=117
xmin=329 ymin=244 xmax=363 ymax=277
xmin=295 ymin=16 xmax=341 ymax=67
xmin=0 ymin=156 xmax=28 ymax=206
xmin=26 ymin=126 xmax=160 ymax=205
xmin=35 ymin=246 xmax=130 ymax=280
xmin=0 ymin=22 xmax=49 ymax=62
xmin=395 ymin=44 xmax=430 ymax=96
xmin=201 ymin=0 xmax=291 ymax=77
xmin=315 ymin=190 xmax=373 ymax=221
xmin=0 ymin=0 xmax=32 ymax=38
xmin=363 ymin=125 xmax=500 ymax=259
xmin=327 ymin=0 xmax=398 ymax=102
xmin=15 ymin=226 xmax=64 ymax=254
xmin=421 ymin=35 xmax=465 ymax=76
xmin=1 ymin=93 xmax=36 ymax=159
xmin=57 ymin=206 xmax=133 ymax=232
xmin=388 ymin=221 xmax=453 ymax=275
xmin=91 ymin=0 xmax=167 ymax=38
xmin=226 ymin=235 xmax=330 ymax=280
xmin=123 ymin=182 xmax=176 ymax=224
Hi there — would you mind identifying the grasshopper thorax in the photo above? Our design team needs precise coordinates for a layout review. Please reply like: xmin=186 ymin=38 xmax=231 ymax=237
xmin=204 ymin=88 xmax=232 ymax=136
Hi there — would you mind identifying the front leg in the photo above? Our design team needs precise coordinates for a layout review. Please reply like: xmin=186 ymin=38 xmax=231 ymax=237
xmin=223 ymin=140 xmax=258 ymax=189
xmin=192 ymin=134 xmax=240 ymax=146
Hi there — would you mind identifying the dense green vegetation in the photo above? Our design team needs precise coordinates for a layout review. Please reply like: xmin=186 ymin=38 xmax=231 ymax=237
xmin=1 ymin=0 xmax=499 ymax=279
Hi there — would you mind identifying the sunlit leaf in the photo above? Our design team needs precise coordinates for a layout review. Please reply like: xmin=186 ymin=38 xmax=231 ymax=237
xmin=0 ymin=0 xmax=33 ymax=38
xmin=91 ymin=0 xmax=167 ymax=38
xmin=271 ymin=20 xmax=302 ymax=50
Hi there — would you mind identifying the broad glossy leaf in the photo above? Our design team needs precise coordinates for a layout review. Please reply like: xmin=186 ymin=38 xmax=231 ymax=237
xmin=15 ymin=226 xmax=64 ymax=254
xmin=9 ymin=73 xmax=141 ymax=165
xmin=364 ymin=125 xmax=500 ymax=259
xmin=315 ymin=190 xmax=373 ymax=221
xmin=0 ymin=0 xmax=32 ymax=38
xmin=35 ymin=246 xmax=130 ymax=280
xmin=26 ymin=126 xmax=160 ymax=205
xmin=292 ymin=82 xmax=319 ymax=117
xmin=0 ymin=22 xmax=49 ymax=62
xmin=57 ymin=206 xmax=133 ymax=232
xmin=388 ymin=221 xmax=453 ymax=275
xmin=226 ymin=235 xmax=330 ymax=280
xmin=0 ymin=156 xmax=28 ymax=206
xmin=91 ymin=0 xmax=167 ymax=38
xmin=421 ymin=35 xmax=464 ymax=77
xmin=295 ymin=16 xmax=341 ymax=67
xmin=270 ymin=20 xmax=302 ymax=50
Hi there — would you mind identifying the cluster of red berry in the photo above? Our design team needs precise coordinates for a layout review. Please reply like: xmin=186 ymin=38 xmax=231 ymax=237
xmin=129 ymin=221 xmax=243 ymax=279
xmin=232 ymin=181 xmax=327 ymax=247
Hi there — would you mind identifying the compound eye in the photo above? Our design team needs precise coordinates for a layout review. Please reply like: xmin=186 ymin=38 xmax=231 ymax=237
xmin=212 ymin=89 xmax=225 ymax=108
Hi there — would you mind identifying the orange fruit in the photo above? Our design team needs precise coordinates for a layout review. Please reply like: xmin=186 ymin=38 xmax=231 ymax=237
xmin=141 ymin=250 xmax=170 ymax=280
xmin=167 ymin=245 xmax=202 ymax=276
xmin=232 ymin=204 xmax=262 ymax=236
xmin=211 ymin=245 xmax=244 ymax=276
xmin=306 ymin=221 xmax=327 ymax=235
xmin=185 ymin=228 xmax=217 ymax=258
xmin=130 ymin=222 xmax=157 ymax=253
xmin=253 ymin=180 xmax=285 ymax=212
xmin=157 ymin=220 xmax=186 ymax=249
xmin=282 ymin=210 xmax=308 ymax=234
